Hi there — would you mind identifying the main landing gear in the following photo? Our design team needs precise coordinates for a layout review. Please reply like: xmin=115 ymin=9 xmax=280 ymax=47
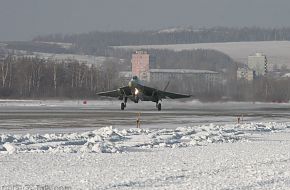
xmin=121 ymin=102 xmax=126 ymax=110
xmin=121 ymin=97 xmax=127 ymax=110
xmin=156 ymin=102 xmax=161 ymax=111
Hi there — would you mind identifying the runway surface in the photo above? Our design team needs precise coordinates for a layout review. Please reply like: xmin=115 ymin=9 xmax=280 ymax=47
xmin=1 ymin=100 xmax=290 ymax=134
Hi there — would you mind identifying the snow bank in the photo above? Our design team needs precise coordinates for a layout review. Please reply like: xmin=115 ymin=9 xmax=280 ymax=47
xmin=0 ymin=122 xmax=288 ymax=154
xmin=3 ymin=143 xmax=16 ymax=154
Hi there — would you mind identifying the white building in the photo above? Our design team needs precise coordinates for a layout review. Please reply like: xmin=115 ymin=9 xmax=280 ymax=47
xmin=248 ymin=53 xmax=267 ymax=76
xmin=149 ymin=69 xmax=220 ymax=82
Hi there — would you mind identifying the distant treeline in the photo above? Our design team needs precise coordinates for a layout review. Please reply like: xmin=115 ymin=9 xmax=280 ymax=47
xmin=0 ymin=46 xmax=240 ymax=99
xmin=0 ymin=53 xmax=290 ymax=102
xmin=33 ymin=27 xmax=290 ymax=55
xmin=5 ymin=41 xmax=75 ymax=54
xmin=0 ymin=56 xmax=118 ymax=98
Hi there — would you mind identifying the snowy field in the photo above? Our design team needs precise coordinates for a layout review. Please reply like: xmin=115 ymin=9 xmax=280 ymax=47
xmin=1 ymin=123 xmax=290 ymax=189
xmin=4 ymin=48 xmax=117 ymax=66
xmin=1 ymin=100 xmax=290 ymax=189
xmin=115 ymin=41 xmax=290 ymax=67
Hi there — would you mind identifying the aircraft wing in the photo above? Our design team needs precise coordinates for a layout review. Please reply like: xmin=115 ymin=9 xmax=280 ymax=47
xmin=97 ymin=90 xmax=120 ymax=97
xmin=142 ymin=85 xmax=190 ymax=99
xmin=97 ymin=86 xmax=131 ymax=97
xmin=159 ymin=91 xmax=191 ymax=99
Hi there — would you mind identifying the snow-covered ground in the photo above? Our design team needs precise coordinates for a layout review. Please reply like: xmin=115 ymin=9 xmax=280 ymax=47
xmin=1 ymin=122 xmax=290 ymax=189
xmin=35 ymin=41 xmax=74 ymax=49
xmin=114 ymin=41 xmax=290 ymax=68
xmin=2 ymin=100 xmax=290 ymax=189
xmin=4 ymin=48 xmax=119 ymax=66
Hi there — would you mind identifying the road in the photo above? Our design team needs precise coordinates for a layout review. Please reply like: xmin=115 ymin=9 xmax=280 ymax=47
xmin=0 ymin=100 xmax=290 ymax=134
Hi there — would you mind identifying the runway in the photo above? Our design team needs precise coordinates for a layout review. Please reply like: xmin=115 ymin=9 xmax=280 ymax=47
xmin=1 ymin=100 xmax=290 ymax=134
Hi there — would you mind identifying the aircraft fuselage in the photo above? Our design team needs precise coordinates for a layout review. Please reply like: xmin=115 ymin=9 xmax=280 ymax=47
xmin=128 ymin=77 xmax=157 ymax=103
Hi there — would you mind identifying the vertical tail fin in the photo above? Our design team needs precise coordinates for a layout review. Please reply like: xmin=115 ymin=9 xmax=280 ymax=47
xmin=163 ymin=80 xmax=171 ymax=91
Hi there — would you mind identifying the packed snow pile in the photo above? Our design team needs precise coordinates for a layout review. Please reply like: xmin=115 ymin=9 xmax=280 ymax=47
xmin=0 ymin=122 xmax=289 ymax=154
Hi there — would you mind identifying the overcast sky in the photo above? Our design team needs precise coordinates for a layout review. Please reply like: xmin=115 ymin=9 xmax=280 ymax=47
xmin=1 ymin=0 xmax=290 ymax=41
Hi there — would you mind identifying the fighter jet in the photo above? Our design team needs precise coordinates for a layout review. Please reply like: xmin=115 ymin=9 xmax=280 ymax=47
xmin=97 ymin=76 xmax=190 ymax=111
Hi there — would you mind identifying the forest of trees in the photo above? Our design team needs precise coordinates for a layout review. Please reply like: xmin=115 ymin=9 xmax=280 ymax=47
xmin=0 ymin=53 xmax=290 ymax=102
xmin=31 ymin=27 xmax=290 ymax=55
xmin=0 ymin=44 xmax=240 ymax=100
xmin=0 ymin=56 xmax=119 ymax=99
xmin=234 ymin=77 xmax=290 ymax=102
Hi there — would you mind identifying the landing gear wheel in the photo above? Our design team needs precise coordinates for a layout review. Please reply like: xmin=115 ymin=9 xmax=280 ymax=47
xmin=157 ymin=103 xmax=161 ymax=111
xmin=121 ymin=102 xmax=125 ymax=110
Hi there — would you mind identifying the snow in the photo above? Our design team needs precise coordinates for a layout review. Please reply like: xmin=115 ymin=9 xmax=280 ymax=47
xmin=0 ymin=122 xmax=288 ymax=154
xmin=157 ymin=26 xmax=196 ymax=34
xmin=5 ymin=49 xmax=116 ymax=66
xmin=282 ymin=73 xmax=290 ymax=78
xmin=0 ymin=43 xmax=7 ymax=47
xmin=28 ymin=52 xmax=109 ymax=66
xmin=1 ymin=100 xmax=290 ymax=188
xmin=1 ymin=124 xmax=290 ymax=189
xmin=114 ymin=41 xmax=290 ymax=67
xmin=35 ymin=41 xmax=73 ymax=49
xmin=2 ymin=143 xmax=16 ymax=154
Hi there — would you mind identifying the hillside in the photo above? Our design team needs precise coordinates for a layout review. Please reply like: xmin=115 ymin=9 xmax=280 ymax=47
xmin=115 ymin=41 xmax=290 ymax=68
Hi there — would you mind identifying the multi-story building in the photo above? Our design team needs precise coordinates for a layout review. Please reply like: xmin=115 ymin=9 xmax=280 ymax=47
xmin=248 ymin=53 xmax=267 ymax=76
xmin=131 ymin=51 xmax=156 ymax=81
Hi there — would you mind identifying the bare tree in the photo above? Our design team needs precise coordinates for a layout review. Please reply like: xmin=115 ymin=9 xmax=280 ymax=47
xmin=0 ymin=55 xmax=12 ymax=88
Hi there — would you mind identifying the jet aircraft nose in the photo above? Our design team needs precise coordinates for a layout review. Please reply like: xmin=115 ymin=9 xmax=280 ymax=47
xmin=129 ymin=80 xmax=136 ymax=88
xmin=129 ymin=76 xmax=139 ymax=87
